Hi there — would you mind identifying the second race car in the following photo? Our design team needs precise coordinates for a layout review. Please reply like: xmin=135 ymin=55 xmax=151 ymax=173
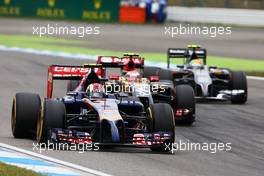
xmin=146 ymin=45 xmax=247 ymax=104
xmin=96 ymin=53 xmax=196 ymax=125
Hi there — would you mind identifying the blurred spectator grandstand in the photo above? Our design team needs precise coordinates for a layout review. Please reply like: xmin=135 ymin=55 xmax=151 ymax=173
xmin=168 ymin=0 xmax=264 ymax=9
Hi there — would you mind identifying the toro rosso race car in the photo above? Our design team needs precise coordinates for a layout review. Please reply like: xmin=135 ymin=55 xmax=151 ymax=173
xmin=163 ymin=45 xmax=247 ymax=104
xmin=95 ymin=53 xmax=196 ymax=125
xmin=11 ymin=64 xmax=175 ymax=152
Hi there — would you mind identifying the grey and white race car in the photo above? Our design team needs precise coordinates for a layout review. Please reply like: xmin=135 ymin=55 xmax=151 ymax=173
xmin=146 ymin=45 xmax=247 ymax=104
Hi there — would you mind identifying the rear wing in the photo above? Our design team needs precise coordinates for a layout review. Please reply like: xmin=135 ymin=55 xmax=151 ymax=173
xmin=47 ymin=64 xmax=102 ymax=98
xmin=167 ymin=47 xmax=207 ymax=68
xmin=97 ymin=56 xmax=123 ymax=67
xmin=121 ymin=57 xmax=144 ymax=68
xmin=97 ymin=56 xmax=144 ymax=69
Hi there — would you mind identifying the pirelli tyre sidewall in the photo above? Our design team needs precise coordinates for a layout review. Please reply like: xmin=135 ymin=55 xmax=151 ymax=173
xmin=230 ymin=71 xmax=248 ymax=104
xmin=37 ymin=99 xmax=65 ymax=144
xmin=12 ymin=93 xmax=41 ymax=138
xmin=147 ymin=103 xmax=175 ymax=152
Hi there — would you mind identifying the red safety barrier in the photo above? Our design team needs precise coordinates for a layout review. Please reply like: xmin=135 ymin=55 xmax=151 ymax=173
xmin=119 ymin=6 xmax=146 ymax=24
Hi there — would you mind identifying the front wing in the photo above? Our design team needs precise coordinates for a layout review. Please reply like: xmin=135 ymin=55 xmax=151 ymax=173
xmin=48 ymin=128 xmax=174 ymax=149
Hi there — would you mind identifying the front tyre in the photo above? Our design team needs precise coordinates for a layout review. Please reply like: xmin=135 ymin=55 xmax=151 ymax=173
xmin=173 ymin=85 xmax=195 ymax=125
xmin=230 ymin=71 xmax=247 ymax=104
xmin=37 ymin=99 xmax=65 ymax=143
xmin=11 ymin=93 xmax=41 ymax=138
xmin=147 ymin=103 xmax=175 ymax=152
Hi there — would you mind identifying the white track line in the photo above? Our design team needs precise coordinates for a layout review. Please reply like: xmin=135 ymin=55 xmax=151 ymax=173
xmin=0 ymin=143 xmax=111 ymax=176
xmin=0 ymin=150 xmax=32 ymax=159
xmin=247 ymin=76 xmax=264 ymax=81
xmin=0 ymin=45 xmax=97 ymax=60
xmin=0 ymin=45 xmax=263 ymax=82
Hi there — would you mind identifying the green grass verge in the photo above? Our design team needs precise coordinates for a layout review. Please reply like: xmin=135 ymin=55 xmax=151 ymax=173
xmin=0 ymin=162 xmax=42 ymax=176
xmin=0 ymin=34 xmax=264 ymax=71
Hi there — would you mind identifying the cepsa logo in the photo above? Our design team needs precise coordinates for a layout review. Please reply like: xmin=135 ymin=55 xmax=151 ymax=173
xmin=36 ymin=0 xmax=64 ymax=18
xmin=54 ymin=67 xmax=91 ymax=74
xmin=0 ymin=0 xmax=20 ymax=16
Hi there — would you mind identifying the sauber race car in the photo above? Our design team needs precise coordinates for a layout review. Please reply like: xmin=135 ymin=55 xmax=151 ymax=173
xmin=11 ymin=64 xmax=175 ymax=152
xmin=96 ymin=53 xmax=196 ymax=125
xmin=148 ymin=45 xmax=248 ymax=104
xmin=163 ymin=45 xmax=247 ymax=104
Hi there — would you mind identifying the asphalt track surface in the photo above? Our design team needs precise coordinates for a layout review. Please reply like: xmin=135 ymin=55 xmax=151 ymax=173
xmin=0 ymin=18 xmax=264 ymax=176
xmin=0 ymin=18 xmax=264 ymax=60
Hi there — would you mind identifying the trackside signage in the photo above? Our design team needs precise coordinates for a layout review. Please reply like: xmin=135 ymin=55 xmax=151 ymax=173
xmin=0 ymin=0 xmax=120 ymax=22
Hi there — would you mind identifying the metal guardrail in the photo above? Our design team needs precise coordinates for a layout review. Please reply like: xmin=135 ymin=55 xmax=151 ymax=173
xmin=167 ymin=6 xmax=264 ymax=27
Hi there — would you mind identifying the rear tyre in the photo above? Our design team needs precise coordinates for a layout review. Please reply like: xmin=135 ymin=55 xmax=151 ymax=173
xmin=147 ymin=103 xmax=175 ymax=152
xmin=173 ymin=85 xmax=195 ymax=125
xmin=159 ymin=69 xmax=173 ymax=81
xmin=230 ymin=71 xmax=247 ymax=104
xmin=11 ymin=93 xmax=41 ymax=138
xmin=66 ymin=80 xmax=80 ymax=92
xmin=37 ymin=99 xmax=65 ymax=143
xmin=143 ymin=66 xmax=161 ymax=78
xmin=143 ymin=67 xmax=173 ymax=81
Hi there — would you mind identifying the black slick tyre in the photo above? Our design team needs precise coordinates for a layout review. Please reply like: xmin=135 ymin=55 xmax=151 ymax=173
xmin=11 ymin=93 xmax=41 ymax=138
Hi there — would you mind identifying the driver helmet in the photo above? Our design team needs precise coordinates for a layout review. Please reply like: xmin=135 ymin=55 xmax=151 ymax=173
xmin=190 ymin=59 xmax=204 ymax=66
xmin=189 ymin=52 xmax=204 ymax=66
xmin=125 ymin=71 xmax=140 ymax=82
xmin=123 ymin=59 xmax=136 ymax=72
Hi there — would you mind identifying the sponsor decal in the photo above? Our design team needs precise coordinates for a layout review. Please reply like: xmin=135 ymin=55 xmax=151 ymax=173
xmin=0 ymin=0 xmax=20 ymax=16
xmin=99 ymin=56 xmax=121 ymax=63
xmin=54 ymin=66 xmax=90 ymax=73
xmin=36 ymin=0 xmax=64 ymax=18
xmin=82 ymin=0 xmax=111 ymax=21
xmin=122 ymin=57 xmax=143 ymax=64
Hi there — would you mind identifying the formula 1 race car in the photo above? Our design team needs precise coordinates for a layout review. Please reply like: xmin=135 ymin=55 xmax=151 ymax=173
xmin=163 ymin=45 xmax=247 ymax=104
xmin=96 ymin=53 xmax=196 ymax=125
xmin=145 ymin=45 xmax=247 ymax=104
xmin=11 ymin=64 xmax=175 ymax=152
